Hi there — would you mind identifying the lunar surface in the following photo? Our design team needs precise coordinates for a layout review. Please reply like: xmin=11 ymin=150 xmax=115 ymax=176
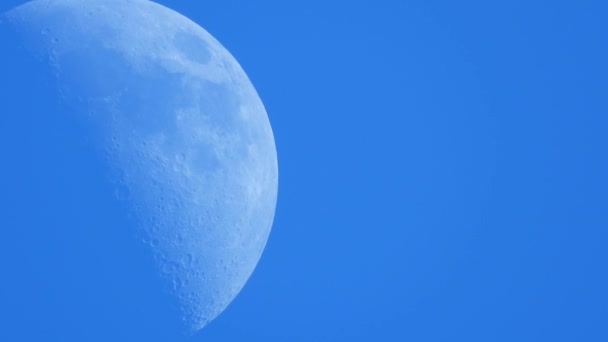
xmin=1 ymin=0 xmax=278 ymax=333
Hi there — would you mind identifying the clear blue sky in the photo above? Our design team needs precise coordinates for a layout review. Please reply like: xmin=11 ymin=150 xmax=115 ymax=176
xmin=0 ymin=0 xmax=607 ymax=341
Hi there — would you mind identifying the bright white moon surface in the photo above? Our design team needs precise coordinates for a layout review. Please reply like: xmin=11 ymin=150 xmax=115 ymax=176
xmin=1 ymin=0 xmax=278 ymax=334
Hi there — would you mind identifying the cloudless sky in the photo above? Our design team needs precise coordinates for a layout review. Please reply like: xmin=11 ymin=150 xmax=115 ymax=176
xmin=0 ymin=0 xmax=606 ymax=341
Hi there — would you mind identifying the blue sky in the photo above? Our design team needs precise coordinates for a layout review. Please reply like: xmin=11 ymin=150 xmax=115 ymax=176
xmin=0 ymin=0 xmax=607 ymax=341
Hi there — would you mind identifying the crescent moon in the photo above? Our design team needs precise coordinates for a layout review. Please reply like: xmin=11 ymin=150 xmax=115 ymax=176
xmin=3 ymin=0 xmax=278 ymax=333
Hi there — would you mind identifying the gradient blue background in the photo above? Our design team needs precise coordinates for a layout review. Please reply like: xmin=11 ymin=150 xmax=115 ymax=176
xmin=0 ymin=0 xmax=606 ymax=341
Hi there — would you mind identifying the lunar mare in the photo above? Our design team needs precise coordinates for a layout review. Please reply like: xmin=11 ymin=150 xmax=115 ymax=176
xmin=2 ymin=0 xmax=278 ymax=333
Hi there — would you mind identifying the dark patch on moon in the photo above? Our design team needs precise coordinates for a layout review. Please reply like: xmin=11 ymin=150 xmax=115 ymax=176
xmin=173 ymin=31 xmax=211 ymax=65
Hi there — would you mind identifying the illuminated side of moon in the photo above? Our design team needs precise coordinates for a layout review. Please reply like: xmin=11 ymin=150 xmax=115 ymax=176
xmin=3 ymin=0 xmax=278 ymax=333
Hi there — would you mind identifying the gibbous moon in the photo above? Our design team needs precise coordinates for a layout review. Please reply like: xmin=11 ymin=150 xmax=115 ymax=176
xmin=1 ymin=0 xmax=278 ymax=334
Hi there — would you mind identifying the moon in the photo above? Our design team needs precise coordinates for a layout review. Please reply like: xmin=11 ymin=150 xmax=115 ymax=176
xmin=1 ymin=0 xmax=278 ymax=334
